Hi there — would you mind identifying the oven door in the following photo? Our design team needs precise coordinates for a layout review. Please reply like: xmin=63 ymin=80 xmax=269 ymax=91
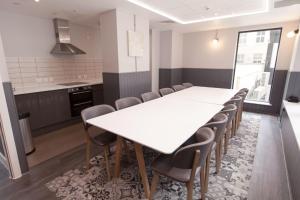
xmin=69 ymin=89 xmax=94 ymax=117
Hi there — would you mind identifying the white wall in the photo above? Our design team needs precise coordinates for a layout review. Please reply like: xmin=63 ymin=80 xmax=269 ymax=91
xmin=289 ymin=24 xmax=300 ymax=72
xmin=0 ymin=34 xmax=22 ymax=179
xmin=150 ymin=29 xmax=160 ymax=92
xmin=160 ymin=30 xmax=183 ymax=69
xmin=100 ymin=9 xmax=150 ymax=73
xmin=99 ymin=10 xmax=119 ymax=73
xmin=183 ymin=21 xmax=299 ymax=70
xmin=0 ymin=11 xmax=102 ymax=58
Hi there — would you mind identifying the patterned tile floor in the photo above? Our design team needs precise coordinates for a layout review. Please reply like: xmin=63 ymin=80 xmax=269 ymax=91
xmin=46 ymin=113 xmax=260 ymax=200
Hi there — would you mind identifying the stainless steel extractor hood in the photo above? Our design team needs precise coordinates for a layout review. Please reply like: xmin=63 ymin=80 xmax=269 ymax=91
xmin=51 ymin=18 xmax=86 ymax=55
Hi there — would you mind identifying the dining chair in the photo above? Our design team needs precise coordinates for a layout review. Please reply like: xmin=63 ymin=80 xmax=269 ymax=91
xmin=235 ymin=91 xmax=247 ymax=124
xmin=81 ymin=104 xmax=117 ymax=180
xmin=115 ymin=97 xmax=142 ymax=161
xmin=224 ymin=96 xmax=243 ymax=136
xmin=115 ymin=96 xmax=142 ymax=110
xmin=159 ymin=88 xmax=175 ymax=96
xmin=182 ymin=82 xmax=193 ymax=88
xmin=239 ymin=88 xmax=249 ymax=94
xmin=141 ymin=91 xmax=161 ymax=102
xmin=150 ymin=127 xmax=215 ymax=200
xmin=219 ymin=104 xmax=237 ymax=154
xmin=203 ymin=113 xmax=228 ymax=174
xmin=172 ymin=84 xmax=186 ymax=91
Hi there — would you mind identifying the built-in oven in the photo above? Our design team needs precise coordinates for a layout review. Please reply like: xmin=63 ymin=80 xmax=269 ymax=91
xmin=68 ymin=86 xmax=93 ymax=117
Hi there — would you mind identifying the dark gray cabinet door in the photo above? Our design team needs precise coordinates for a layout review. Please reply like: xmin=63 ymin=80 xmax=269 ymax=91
xmin=92 ymin=84 xmax=104 ymax=105
xmin=15 ymin=89 xmax=71 ymax=131
xmin=38 ymin=90 xmax=71 ymax=127
xmin=15 ymin=93 xmax=41 ymax=130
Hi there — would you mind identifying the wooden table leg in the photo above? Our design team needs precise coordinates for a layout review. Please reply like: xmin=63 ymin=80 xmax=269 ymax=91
xmin=114 ymin=136 xmax=123 ymax=178
xmin=134 ymin=142 xmax=150 ymax=199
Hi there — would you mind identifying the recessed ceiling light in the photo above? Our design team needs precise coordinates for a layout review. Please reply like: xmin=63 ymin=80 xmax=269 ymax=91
xmin=127 ymin=0 xmax=270 ymax=24
xmin=34 ymin=0 xmax=40 ymax=2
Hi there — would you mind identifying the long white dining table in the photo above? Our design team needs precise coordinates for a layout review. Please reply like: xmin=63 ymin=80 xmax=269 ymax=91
xmin=87 ymin=86 xmax=237 ymax=198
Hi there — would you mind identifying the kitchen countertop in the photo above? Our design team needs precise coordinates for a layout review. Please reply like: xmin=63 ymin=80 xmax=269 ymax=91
xmin=283 ymin=100 xmax=300 ymax=149
xmin=14 ymin=80 xmax=103 ymax=95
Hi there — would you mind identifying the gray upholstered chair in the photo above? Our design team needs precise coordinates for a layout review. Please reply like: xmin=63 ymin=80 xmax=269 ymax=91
xmin=172 ymin=84 xmax=186 ymax=91
xmin=81 ymin=105 xmax=117 ymax=180
xmin=159 ymin=88 xmax=174 ymax=96
xmin=182 ymin=82 xmax=193 ymax=88
xmin=141 ymin=91 xmax=161 ymax=102
xmin=239 ymin=88 xmax=249 ymax=94
xmin=115 ymin=97 xmax=142 ymax=161
xmin=235 ymin=91 xmax=247 ymax=123
xmin=219 ymin=104 xmax=237 ymax=154
xmin=115 ymin=97 xmax=142 ymax=110
xmin=150 ymin=127 xmax=215 ymax=200
xmin=203 ymin=113 xmax=228 ymax=174
xmin=224 ymin=96 xmax=243 ymax=136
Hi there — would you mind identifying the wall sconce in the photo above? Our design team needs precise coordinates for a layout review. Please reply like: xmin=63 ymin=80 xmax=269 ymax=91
xmin=287 ymin=29 xmax=299 ymax=38
xmin=212 ymin=30 xmax=219 ymax=47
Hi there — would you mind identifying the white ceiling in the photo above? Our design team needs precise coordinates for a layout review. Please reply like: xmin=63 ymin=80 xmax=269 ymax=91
xmin=0 ymin=0 xmax=299 ymax=32
xmin=128 ymin=0 xmax=268 ymax=23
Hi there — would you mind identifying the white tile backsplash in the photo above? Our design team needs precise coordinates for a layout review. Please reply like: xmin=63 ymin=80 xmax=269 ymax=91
xmin=7 ymin=56 xmax=103 ymax=92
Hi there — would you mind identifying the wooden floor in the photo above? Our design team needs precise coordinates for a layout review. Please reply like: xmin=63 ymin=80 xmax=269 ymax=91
xmin=0 ymin=113 xmax=292 ymax=200
xmin=27 ymin=123 xmax=85 ymax=167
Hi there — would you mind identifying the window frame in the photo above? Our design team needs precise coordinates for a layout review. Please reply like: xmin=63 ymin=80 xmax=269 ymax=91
xmin=231 ymin=27 xmax=282 ymax=104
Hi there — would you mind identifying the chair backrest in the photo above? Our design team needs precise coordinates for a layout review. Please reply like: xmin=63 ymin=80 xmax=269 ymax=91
xmin=172 ymin=127 xmax=215 ymax=169
xmin=204 ymin=113 xmax=228 ymax=143
xmin=159 ymin=88 xmax=174 ymax=96
xmin=220 ymin=104 xmax=237 ymax=123
xmin=239 ymin=88 xmax=249 ymax=94
xmin=235 ymin=91 xmax=247 ymax=101
xmin=182 ymin=82 xmax=193 ymax=88
xmin=172 ymin=85 xmax=186 ymax=92
xmin=141 ymin=91 xmax=161 ymax=102
xmin=224 ymin=96 xmax=243 ymax=108
xmin=115 ymin=97 xmax=142 ymax=110
xmin=81 ymin=104 xmax=115 ymax=130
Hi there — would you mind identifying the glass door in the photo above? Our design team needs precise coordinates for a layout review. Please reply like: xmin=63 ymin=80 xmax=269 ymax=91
xmin=233 ymin=28 xmax=282 ymax=103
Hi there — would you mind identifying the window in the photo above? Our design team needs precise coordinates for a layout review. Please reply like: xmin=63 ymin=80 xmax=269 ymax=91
xmin=239 ymin=34 xmax=247 ymax=44
xmin=256 ymin=31 xmax=265 ymax=43
xmin=233 ymin=29 xmax=282 ymax=103
xmin=237 ymin=54 xmax=245 ymax=63
xmin=253 ymin=53 xmax=263 ymax=64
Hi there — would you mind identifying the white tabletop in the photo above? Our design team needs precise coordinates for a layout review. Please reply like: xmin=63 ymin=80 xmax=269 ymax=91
xmin=87 ymin=97 xmax=223 ymax=154
xmin=164 ymin=86 xmax=238 ymax=105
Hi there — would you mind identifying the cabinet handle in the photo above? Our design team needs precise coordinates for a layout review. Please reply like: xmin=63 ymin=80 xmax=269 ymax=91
xmin=73 ymin=101 xmax=93 ymax=107
xmin=71 ymin=91 xmax=92 ymax=95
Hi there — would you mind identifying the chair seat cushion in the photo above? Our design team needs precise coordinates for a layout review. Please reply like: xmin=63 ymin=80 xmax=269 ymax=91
xmin=91 ymin=131 xmax=117 ymax=146
xmin=152 ymin=154 xmax=199 ymax=183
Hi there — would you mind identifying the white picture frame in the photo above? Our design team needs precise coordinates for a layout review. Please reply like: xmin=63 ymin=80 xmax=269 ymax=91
xmin=127 ymin=30 xmax=144 ymax=57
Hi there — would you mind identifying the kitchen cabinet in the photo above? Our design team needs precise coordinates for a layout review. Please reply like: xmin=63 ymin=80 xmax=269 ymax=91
xmin=15 ymin=89 xmax=71 ymax=132
xmin=14 ymin=84 xmax=103 ymax=135
xmin=280 ymin=107 xmax=300 ymax=200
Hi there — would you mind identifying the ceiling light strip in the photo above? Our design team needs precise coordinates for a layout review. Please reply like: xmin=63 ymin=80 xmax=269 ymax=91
xmin=127 ymin=0 xmax=270 ymax=24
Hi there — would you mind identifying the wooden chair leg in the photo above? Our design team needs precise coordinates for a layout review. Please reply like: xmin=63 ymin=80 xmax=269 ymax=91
xmin=224 ymin=129 xmax=230 ymax=154
xmin=200 ymin=167 xmax=206 ymax=200
xmin=123 ymin=140 xmax=131 ymax=163
xmin=104 ymin=145 xmax=111 ymax=180
xmin=86 ymin=140 xmax=91 ymax=169
xmin=215 ymin=142 xmax=221 ymax=174
xmin=150 ymin=173 xmax=159 ymax=200
xmin=204 ymin=151 xmax=211 ymax=193
xmin=186 ymin=181 xmax=193 ymax=200
xmin=232 ymin=118 xmax=236 ymax=137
